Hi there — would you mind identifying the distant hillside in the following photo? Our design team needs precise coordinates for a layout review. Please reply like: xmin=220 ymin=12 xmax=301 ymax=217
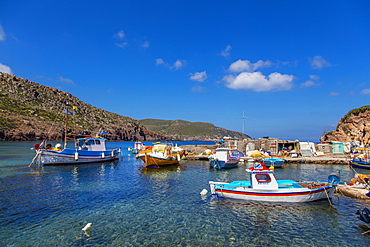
xmin=321 ymin=105 xmax=370 ymax=144
xmin=139 ymin=119 xmax=250 ymax=140
xmin=0 ymin=72 xmax=168 ymax=141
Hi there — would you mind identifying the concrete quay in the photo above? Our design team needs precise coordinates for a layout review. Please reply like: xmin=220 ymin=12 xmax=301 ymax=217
xmin=181 ymin=145 xmax=351 ymax=164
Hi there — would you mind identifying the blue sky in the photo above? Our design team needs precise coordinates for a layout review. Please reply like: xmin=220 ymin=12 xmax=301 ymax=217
xmin=1 ymin=0 xmax=369 ymax=142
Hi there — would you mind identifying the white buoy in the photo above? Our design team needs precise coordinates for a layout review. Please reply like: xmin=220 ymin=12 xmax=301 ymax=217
xmin=200 ymin=189 xmax=208 ymax=196
xmin=82 ymin=223 xmax=92 ymax=231
xmin=75 ymin=152 xmax=79 ymax=161
xmin=102 ymin=152 xmax=105 ymax=158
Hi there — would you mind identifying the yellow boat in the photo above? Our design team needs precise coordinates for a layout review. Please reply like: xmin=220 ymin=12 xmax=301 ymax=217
xmin=136 ymin=143 xmax=186 ymax=167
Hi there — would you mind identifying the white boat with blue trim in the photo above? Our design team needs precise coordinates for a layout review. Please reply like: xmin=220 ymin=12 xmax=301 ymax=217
xmin=33 ymin=136 xmax=121 ymax=166
xmin=30 ymin=96 xmax=121 ymax=166
xmin=209 ymin=148 xmax=244 ymax=169
xmin=209 ymin=162 xmax=339 ymax=203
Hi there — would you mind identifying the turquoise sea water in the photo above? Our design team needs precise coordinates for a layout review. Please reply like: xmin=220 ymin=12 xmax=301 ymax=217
xmin=1 ymin=141 xmax=370 ymax=246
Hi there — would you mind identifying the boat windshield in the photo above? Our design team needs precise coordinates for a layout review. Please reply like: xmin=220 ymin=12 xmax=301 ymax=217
xmin=77 ymin=139 xmax=101 ymax=148
xmin=255 ymin=174 xmax=271 ymax=183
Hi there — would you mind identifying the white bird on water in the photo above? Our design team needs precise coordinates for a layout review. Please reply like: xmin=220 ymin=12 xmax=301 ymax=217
xmin=82 ymin=223 xmax=92 ymax=231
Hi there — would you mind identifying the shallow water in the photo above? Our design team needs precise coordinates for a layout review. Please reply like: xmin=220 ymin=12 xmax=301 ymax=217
xmin=1 ymin=141 xmax=370 ymax=246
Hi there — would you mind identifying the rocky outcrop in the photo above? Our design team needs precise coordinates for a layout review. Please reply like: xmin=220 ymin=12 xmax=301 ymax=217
xmin=320 ymin=105 xmax=370 ymax=144
xmin=0 ymin=72 xmax=169 ymax=141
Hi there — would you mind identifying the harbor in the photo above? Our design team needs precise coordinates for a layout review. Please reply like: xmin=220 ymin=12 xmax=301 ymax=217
xmin=0 ymin=142 xmax=370 ymax=246
xmin=2 ymin=141 xmax=370 ymax=246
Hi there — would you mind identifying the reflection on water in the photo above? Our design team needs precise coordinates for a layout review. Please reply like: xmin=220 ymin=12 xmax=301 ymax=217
xmin=140 ymin=164 xmax=186 ymax=180
xmin=1 ymin=141 xmax=370 ymax=246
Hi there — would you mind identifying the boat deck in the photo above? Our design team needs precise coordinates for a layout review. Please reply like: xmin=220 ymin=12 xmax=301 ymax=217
xmin=222 ymin=180 xmax=306 ymax=189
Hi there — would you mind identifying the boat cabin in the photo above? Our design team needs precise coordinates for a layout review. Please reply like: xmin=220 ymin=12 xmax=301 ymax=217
xmin=214 ymin=148 xmax=231 ymax=161
xmin=247 ymin=162 xmax=279 ymax=190
xmin=214 ymin=148 xmax=242 ymax=160
xmin=134 ymin=141 xmax=144 ymax=150
xmin=76 ymin=137 xmax=107 ymax=151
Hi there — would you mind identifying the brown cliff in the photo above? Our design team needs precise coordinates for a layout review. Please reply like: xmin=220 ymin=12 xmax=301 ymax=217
xmin=320 ymin=105 xmax=370 ymax=144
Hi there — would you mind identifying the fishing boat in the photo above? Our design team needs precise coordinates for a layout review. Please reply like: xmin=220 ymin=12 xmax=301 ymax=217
xmin=350 ymin=148 xmax=370 ymax=169
xmin=136 ymin=143 xmax=185 ymax=167
xmin=32 ymin=136 xmax=121 ymax=166
xmin=351 ymin=158 xmax=370 ymax=169
xmin=209 ymin=162 xmax=339 ymax=203
xmin=30 ymin=97 xmax=121 ymax=166
xmin=209 ymin=148 xmax=243 ymax=169
xmin=128 ymin=141 xmax=145 ymax=154
xmin=261 ymin=156 xmax=285 ymax=168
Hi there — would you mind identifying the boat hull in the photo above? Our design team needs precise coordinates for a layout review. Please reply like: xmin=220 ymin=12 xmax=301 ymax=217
xmin=37 ymin=149 xmax=120 ymax=166
xmin=138 ymin=154 xmax=179 ymax=167
xmin=261 ymin=158 xmax=285 ymax=168
xmin=210 ymin=159 xmax=239 ymax=169
xmin=351 ymin=160 xmax=370 ymax=170
xmin=209 ymin=182 xmax=336 ymax=203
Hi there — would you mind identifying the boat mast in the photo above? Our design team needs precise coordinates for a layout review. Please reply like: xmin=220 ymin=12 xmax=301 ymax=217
xmin=64 ymin=104 xmax=69 ymax=149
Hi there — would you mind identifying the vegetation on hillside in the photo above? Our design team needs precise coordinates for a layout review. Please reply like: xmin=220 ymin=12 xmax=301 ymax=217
xmin=0 ymin=72 xmax=167 ymax=141
xmin=140 ymin=119 xmax=250 ymax=140
xmin=341 ymin=105 xmax=370 ymax=121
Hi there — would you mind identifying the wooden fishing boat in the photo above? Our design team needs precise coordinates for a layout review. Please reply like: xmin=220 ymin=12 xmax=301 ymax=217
xmin=350 ymin=158 xmax=370 ymax=169
xmin=32 ymin=136 xmax=121 ymax=166
xmin=209 ymin=148 xmax=243 ymax=169
xmin=136 ymin=143 xmax=185 ymax=167
xmin=30 ymin=97 xmax=121 ymax=166
xmin=209 ymin=162 xmax=339 ymax=203
xmin=350 ymin=148 xmax=370 ymax=169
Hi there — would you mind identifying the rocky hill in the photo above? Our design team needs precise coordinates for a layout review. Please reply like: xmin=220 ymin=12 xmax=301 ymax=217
xmin=139 ymin=119 xmax=250 ymax=141
xmin=320 ymin=105 xmax=370 ymax=144
xmin=0 ymin=72 xmax=168 ymax=141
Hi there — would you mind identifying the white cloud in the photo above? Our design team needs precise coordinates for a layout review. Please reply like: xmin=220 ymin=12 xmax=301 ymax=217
xmin=155 ymin=58 xmax=165 ymax=65
xmin=361 ymin=88 xmax=370 ymax=95
xmin=228 ymin=59 xmax=273 ymax=73
xmin=192 ymin=85 xmax=206 ymax=92
xmin=301 ymin=80 xmax=316 ymax=87
xmin=115 ymin=30 xmax=125 ymax=39
xmin=0 ymin=25 xmax=5 ymax=41
xmin=0 ymin=63 xmax=12 ymax=74
xmin=141 ymin=41 xmax=150 ymax=48
xmin=220 ymin=45 xmax=232 ymax=57
xmin=309 ymin=74 xmax=320 ymax=80
xmin=156 ymin=58 xmax=186 ymax=70
xmin=172 ymin=59 xmax=185 ymax=70
xmin=329 ymin=92 xmax=339 ymax=96
xmin=58 ymin=76 xmax=75 ymax=86
xmin=223 ymin=71 xmax=294 ymax=92
xmin=189 ymin=71 xmax=207 ymax=82
xmin=309 ymin=56 xmax=333 ymax=69
xmin=116 ymin=42 xmax=128 ymax=48
xmin=301 ymin=74 xmax=320 ymax=87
